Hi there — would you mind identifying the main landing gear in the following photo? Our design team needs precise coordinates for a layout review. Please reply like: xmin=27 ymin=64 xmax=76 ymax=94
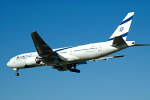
xmin=70 ymin=69 xmax=80 ymax=73
xmin=69 ymin=64 xmax=80 ymax=73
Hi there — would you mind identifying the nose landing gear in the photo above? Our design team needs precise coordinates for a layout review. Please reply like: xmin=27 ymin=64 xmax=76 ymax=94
xmin=16 ymin=69 xmax=19 ymax=76
xmin=16 ymin=72 xmax=19 ymax=76
xmin=13 ymin=68 xmax=19 ymax=76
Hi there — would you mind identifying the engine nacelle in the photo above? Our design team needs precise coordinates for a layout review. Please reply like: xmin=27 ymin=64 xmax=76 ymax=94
xmin=25 ymin=57 xmax=37 ymax=66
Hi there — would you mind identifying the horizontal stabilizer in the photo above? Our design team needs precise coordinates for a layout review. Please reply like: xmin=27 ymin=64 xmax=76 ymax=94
xmin=90 ymin=55 xmax=126 ymax=61
xmin=112 ymin=36 xmax=127 ymax=46
xmin=132 ymin=44 xmax=150 ymax=46
xmin=99 ymin=55 xmax=126 ymax=60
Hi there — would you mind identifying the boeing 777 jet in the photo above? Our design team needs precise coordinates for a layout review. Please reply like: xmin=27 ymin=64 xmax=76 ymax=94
xmin=7 ymin=12 xmax=149 ymax=76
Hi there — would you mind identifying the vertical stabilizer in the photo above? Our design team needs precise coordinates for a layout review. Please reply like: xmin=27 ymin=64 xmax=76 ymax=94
xmin=108 ymin=12 xmax=134 ymax=41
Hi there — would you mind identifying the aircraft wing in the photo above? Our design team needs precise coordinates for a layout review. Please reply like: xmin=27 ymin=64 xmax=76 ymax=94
xmin=31 ymin=31 xmax=60 ymax=61
xmin=90 ymin=55 xmax=126 ymax=61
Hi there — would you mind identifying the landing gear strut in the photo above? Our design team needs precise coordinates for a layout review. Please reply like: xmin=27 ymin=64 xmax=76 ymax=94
xmin=73 ymin=64 xmax=77 ymax=69
xmin=15 ymin=69 xmax=19 ymax=76
xmin=68 ymin=64 xmax=80 ymax=73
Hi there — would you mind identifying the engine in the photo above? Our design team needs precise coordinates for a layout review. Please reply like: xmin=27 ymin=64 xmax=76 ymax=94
xmin=25 ymin=57 xmax=42 ymax=66
xmin=25 ymin=57 xmax=37 ymax=66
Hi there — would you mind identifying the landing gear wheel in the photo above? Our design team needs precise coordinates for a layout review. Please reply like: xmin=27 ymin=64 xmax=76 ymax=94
xmin=76 ymin=70 xmax=80 ymax=73
xmin=16 ymin=73 xmax=19 ymax=76
xmin=70 ymin=69 xmax=80 ymax=73
xmin=15 ymin=69 xmax=19 ymax=76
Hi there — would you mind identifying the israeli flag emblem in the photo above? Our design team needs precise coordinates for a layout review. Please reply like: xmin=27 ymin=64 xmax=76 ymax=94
xmin=119 ymin=27 xmax=124 ymax=32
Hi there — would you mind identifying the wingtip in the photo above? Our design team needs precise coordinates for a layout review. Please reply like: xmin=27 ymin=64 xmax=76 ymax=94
xmin=31 ymin=31 xmax=38 ymax=35
xmin=32 ymin=31 xmax=37 ymax=33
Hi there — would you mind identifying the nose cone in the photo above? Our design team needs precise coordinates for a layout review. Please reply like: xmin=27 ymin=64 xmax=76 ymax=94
xmin=7 ymin=61 xmax=12 ymax=67
xmin=7 ymin=59 xmax=26 ymax=68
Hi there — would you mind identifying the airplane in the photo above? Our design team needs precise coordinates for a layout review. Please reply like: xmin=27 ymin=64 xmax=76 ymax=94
xmin=7 ymin=12 xmax=149 ymax=76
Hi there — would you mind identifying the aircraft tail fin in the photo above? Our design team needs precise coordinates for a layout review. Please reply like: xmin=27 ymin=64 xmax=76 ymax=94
xmin=108 ymin=12 xmax=134 ymax=41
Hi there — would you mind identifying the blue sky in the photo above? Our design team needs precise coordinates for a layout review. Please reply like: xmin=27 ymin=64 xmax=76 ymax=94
xmin=0 ymin=0 xmax=150 ymax=100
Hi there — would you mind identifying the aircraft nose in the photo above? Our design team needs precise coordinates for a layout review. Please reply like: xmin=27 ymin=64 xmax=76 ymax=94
xmin=7 ymin=61 xmax=12 ymax=67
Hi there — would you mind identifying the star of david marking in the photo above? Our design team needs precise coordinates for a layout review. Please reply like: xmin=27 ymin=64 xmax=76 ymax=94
xmin=119 ymin=27 xmax=124 ymax=32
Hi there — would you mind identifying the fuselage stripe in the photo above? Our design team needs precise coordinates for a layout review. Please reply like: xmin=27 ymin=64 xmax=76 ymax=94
xmin=54 ymin=46 xmax=74 ymax=52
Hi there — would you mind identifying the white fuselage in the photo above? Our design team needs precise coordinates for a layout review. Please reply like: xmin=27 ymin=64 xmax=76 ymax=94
xmin=7 ymin=41 xmax=132 ymax=70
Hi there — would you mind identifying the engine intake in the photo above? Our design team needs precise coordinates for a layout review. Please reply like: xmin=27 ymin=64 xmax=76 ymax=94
xmin=35 ymin=57 xmax=42 ymax=64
